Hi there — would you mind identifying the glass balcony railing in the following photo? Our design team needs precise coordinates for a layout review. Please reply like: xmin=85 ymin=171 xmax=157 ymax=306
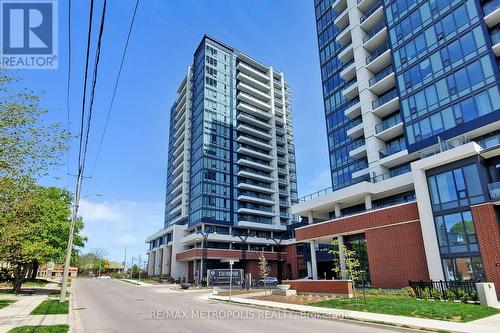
xmin=483 ymin=0 xmax=500 ymax=16
xmin=372 ymin=88 xmax=398 ymax=109
xmin=379 ymin=140 xmax=406 ymax=158
xmin=478 ymin=133 xmax=500 ymax=149
xmin=369 ymin=65 xmax=393 ymax=87
xmin=366 ymin=42 xmax=389 ymax=64
xmin=363 ymin=20 xmax=385 ymax=43
xmin=375 ymin=113 xmax=402 ymax=133
xmin=488 ymin=182 xmax=500 ymax=201
xmin=360 ymin=1 xmax=381 ymax=23
xmin=491 ymin=27 xmax=500 ymax=45
xmin=371 ymin=164 xmax=411 ymax=183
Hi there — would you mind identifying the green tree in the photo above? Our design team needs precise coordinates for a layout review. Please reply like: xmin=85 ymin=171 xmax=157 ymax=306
xmin=0 ymin=72 xmax=68 ymax=178
xmin=258 ymin=253 xmax=271 ymax=295
xmin=0 ymin=183 xmax=86 ymax=292
xmin=329 ymin=239 xmax=364 ymax=300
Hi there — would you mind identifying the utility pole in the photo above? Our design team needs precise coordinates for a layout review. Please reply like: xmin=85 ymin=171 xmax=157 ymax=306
xmin=123 ymin=245 xmax=127 ymax=276
xmin=60 ymin=169 xmax=83 ymax=303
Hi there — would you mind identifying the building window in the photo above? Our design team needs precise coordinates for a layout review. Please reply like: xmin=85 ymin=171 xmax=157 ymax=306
xmin=434 ymin=211 xmax=479 ymax=255
xmin=442 ymin=256 xmax=484 ymax=282
xmin=427 ymin=164 xmax=485 ymax=211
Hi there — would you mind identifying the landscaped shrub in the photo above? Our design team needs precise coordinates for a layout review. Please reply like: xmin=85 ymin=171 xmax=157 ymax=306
xmin=111 ymin=272 xmax=123 ymax=279
xmin=401 ymin=286 xmax=416 ymax=299
xmin=430 ymin=288 xmax=442 ymax=300
xmin=444 ymin=288 xmax=456 ymax=301
xmin=420 ymin=288 xmax=430 ymax=300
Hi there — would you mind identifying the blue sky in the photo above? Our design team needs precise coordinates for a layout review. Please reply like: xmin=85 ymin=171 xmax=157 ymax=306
xmin=23 ymin=0 xmax=330 ymax=264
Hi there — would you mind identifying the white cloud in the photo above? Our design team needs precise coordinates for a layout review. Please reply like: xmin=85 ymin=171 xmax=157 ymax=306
xmin=77 ymin=199 xmax=164 ymax=263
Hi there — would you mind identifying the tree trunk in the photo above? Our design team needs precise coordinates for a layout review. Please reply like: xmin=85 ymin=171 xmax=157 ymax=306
xmin=12 ymin=264 xmax=28 ymax=293
xmin=30 ymin=261 xmax=39 ymax=280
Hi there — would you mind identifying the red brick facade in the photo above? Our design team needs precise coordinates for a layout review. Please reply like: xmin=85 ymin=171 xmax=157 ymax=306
xmin=296 ymin=202 xmax=429 ymax=289
xmin=283 ymin=280 xmax=353 ymax=296
xmin=295 ymin=202 xmax=419 ymax=241
xmin=366 ymin=221 xmax=429 ymax=288
xmin=471 ymin=203 xmax=500 ymax=295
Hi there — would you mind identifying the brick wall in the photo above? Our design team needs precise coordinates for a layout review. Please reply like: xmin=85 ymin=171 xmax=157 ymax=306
xmin=366 ymin=221 xmax=429 ymax=288
xmin=471 ymin=203 xmax=500 ymax=296
xmin=283 ymin=280 xmax=353 ymax=296
xmin=296 ymin=202 xmax=419 ymax=241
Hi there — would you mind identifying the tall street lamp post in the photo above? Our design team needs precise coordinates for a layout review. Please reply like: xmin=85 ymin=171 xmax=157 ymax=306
xmin=268 ymin=237 xmax=284 ymax=282
xmin=196 ymin=227 xmax=217 ymax=285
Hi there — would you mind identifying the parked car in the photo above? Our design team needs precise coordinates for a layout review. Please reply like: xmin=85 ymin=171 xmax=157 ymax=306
xmin=257 ymin=277 xmax=278 ymax=286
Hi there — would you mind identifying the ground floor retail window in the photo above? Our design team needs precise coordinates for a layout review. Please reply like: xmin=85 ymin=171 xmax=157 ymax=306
xmin=442 ymin=256 xmax=485 ymax=282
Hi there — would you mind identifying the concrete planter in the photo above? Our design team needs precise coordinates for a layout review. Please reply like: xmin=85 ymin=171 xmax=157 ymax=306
xmin=277 ymin=284 xmax=291 ymax=290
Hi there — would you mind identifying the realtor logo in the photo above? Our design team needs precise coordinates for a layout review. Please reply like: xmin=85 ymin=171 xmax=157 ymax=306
xmin=1 ymin=0 xmax=58 ymax=69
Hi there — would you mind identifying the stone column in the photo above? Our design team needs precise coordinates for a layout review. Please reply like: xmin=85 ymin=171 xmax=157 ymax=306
xmin=310 ymin=241 xmax=318 ymax=279
xmin=334 ymin=203 xmax=341 ymax=218
xmin=338 ymin=235 xmax=347 ymax=279
xmin=364 ymin=194 xmax=372 ymax=210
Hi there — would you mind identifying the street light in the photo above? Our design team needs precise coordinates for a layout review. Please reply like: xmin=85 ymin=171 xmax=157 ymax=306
xmin=267 ymin=236 xmax=285 ymax=282
xmin=122 ymin=245 xmax=127 ymax=277
xmin=197 ymin=226 xmax=217 ymax=285
xmin=233 ymin=231 xmax=250 ymax=273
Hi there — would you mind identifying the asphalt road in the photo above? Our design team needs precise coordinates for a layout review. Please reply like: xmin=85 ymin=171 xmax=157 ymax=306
xmin=73 ymin=279 xmax=411 ymax=333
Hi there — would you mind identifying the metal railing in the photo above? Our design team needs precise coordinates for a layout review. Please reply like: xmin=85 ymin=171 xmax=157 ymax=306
xmin=375 ymin=112 xmax=401 ymax=133
xmin=409 ymin=280 xmax=478 ymax=301
xmin=360 ymin=1 xmax=381 ymax=23
xmin=371 ymin=164 xmax=411 ymax=183
xmin=419 ymin=135 xmax=470 ymax=158
xmin=363 ymin=20 xmax=385 ymax=43
xmin=379 ymin=140 xmax=406 ymax=158
xmin=483 ymin=0 xmax=500 ymax=16
xmin=366 ymin=42 xmax=389 ymax=64
xmin=372 ymin=88 xmax=398 ymax=109
xmin=369 ymin=65 xmax=393 ymax=87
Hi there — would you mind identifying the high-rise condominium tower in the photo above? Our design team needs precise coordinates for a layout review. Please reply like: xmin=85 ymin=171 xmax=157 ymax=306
xmin=146 ymin=36 xmax=302 ymax=282
xmin=292 ymin=0 xmax=500 ymax=294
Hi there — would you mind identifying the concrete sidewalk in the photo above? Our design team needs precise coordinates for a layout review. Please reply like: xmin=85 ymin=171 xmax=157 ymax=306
xmin=0 ymin=284 xmax=83 ymax=333
xmin=209 ymin=294 xmax=500 ymax=333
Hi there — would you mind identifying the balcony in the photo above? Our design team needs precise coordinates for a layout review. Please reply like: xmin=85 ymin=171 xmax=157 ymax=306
xmin=357 ymin=0 xmax=378 ymax=12
xmin=238 ymin=170 xmax=273 ymax=183
xmin=369 ymin=65 xmax=395 ymax=95
xmin=237 ymin=123 xmax=272 ymax=140
xmin=336 ymin=25 xmax=352 ymax=46
xmin=332 ymin=0 xmax=347 ymax=13
xmin=346 ymin=122 xmax=364 ymax=138
xmin=237 ymin=112 xmax=271 ymax=130
xmin=375 ymin=115 xmax=403 ymax=141
xmin=344 ymin=100 xmax=361 ymax=118
xmin=238 ymin=182 xmax=274 ymax=194
xmin=352 ymin=165 xmax=370 ymax=178
xmin=237 ymin=158 xmax=273 ymax=171
xmin=237 ymin=92 xmax=271 ymax=111
xmin=360 ymin=2 xmax=383 ymax=31
xmin=371 ymin=164 xmax=411 ymax=183
xmin=237 ymin=146 xmax=273 ymax=161
xmin=237 ymin=82 xmax=270 ymax=102
xmin=349 ymin=144 xmax=367 ymax=159
xmin=237 ymin=135 xmax=272 ymax=151
xmin=488 ymin=182 xmax=500 ymax=202
xmin=366 ymin=44 xmax=391 ymax=73
xmin=237 ymin=62 xmax=269 ymax=84
xmin=238 ymin=195 xmax=275 ymax=205
xmin=334 ymin=6 xmax=350 ymax=30
xmin=341 ymin=79 xmax=359 ymax=99
xmin=484 ymin=0 xmax=500 ymax=27
xmin=339 ymin=60 xmax=356 ymax=81
xmin=491 ymin=27 xmax=500 ymax=56
xmin=237 ymin=102 xmax=272 ymax=120
xmin=237 ymin=72 xmax=270 ymax=93
xmin=338 ymin=43 xmax=354 ymax=63
xmin=372 ymin=89 xmax=399 ymax=117
xmin=363 ymin=21 xmax=386 ymax=49
xmin=238 ymin=207 xmax=275 ymax=218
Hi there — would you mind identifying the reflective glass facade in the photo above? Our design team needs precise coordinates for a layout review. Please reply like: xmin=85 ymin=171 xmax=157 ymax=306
xmin=385 ymin=0 xmax=500 ymax=152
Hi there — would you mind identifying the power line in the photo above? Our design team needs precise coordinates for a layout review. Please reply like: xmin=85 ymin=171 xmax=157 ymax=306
xmin=87 ymin=0 xmax=140 ymax=183
xmin=66 ymin=0 xmax=72 ymax=186
xmin=60 ymin=0 xmax=107 ymax=303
